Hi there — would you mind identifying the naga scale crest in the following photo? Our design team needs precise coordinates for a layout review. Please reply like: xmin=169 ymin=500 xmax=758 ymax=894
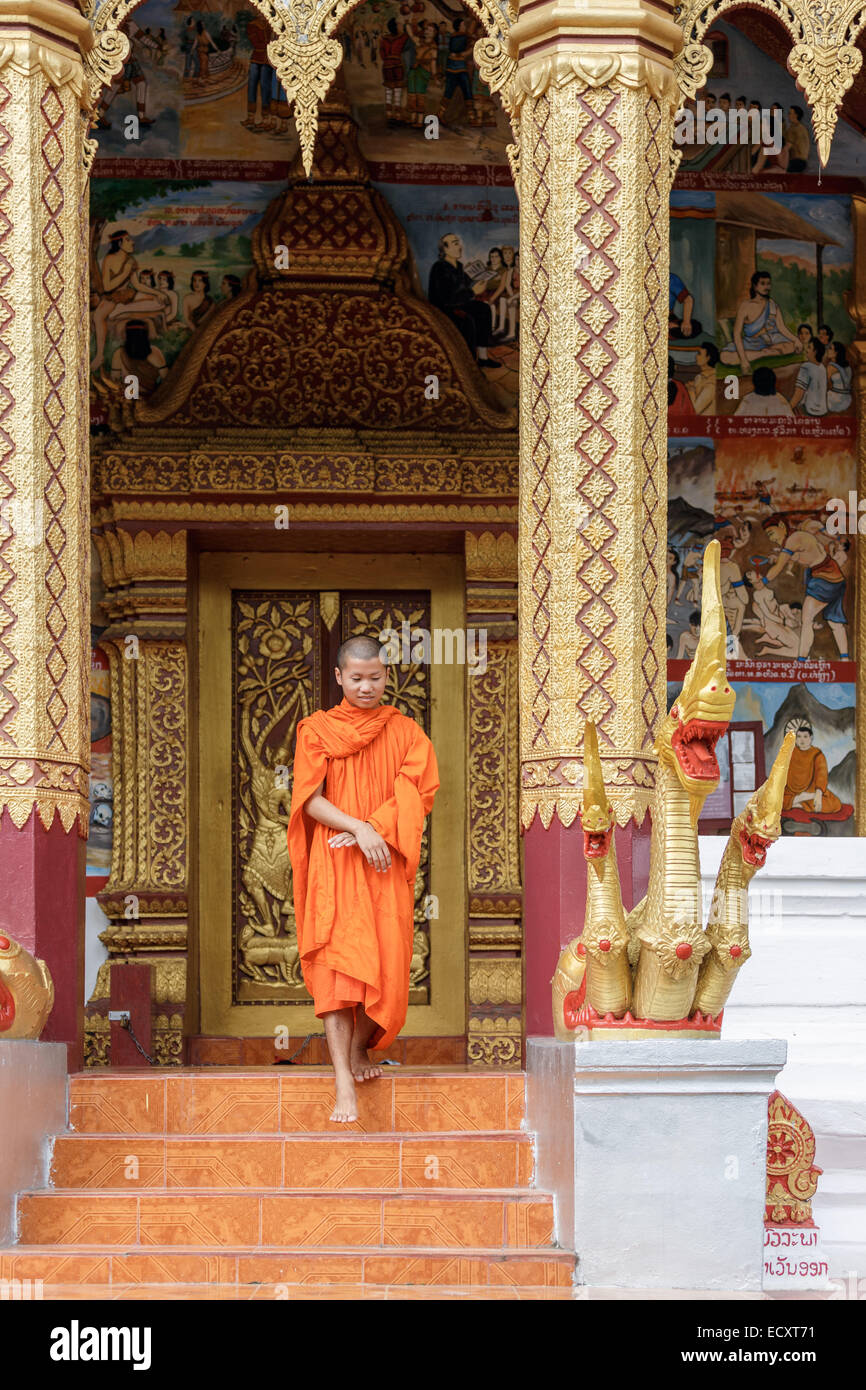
xmin=0 ymin=934 xmax=55 ymax=1040
xmin=553 ymin=540 xmax=795 ymax=1041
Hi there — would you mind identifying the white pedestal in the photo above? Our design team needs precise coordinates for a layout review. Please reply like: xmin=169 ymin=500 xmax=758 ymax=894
xmin=0 ymin=1041 xmax=67 ymax=1245
xmin=528 ymin=1037 xmax=787 ymax=1290
xmin=700 ymin=836 xmax=866 ymax=1277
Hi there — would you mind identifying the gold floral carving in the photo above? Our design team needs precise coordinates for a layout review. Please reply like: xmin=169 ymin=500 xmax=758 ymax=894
xmin=468 ymin=641 xmax=520 ymax=895
xmin=469 ymin=958 xmax=521 ymax=1007
xmin=85 ymin=582 xmax=189 ymax=1064
xmin=319 ymin=591 xmax=339 ymax=632
xmin=87 ymin=527 xmax=191 ymax=1065
xmin=675 ymin=0 xmax=866 ymax=166
xmin=102 ymin=639 xmax=187 ymax=894
xmin=93 ymin=500 xmax=517 ymax=529
xmin=92 ymin=451 xmax=517 ymax=501
xmin=81 ymin=0 xmax=131 ymax=110
xmin=467 ymin=1014 xmax=521 ymax=1066
xmin=0 ymin=45 xmax=91 ymax=835
xmin=465 ymin=530 xmax=518 ymax=583
xmin=233 ymin=590 xmax=315 ymax=1001
xmin=765 ymin=1090 xmax=823 ymax=1225
xmin=517 ymin=67 xmax=671 ymax=832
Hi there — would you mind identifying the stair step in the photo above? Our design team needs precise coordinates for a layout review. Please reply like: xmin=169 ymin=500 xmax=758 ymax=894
xmin=68 ymin=1069 xmax=526 ymax=1136
xmin=28 ymin=1282 xmax=574 ymax=1300
xmin=0 ymin=1244 xmax=573 ymax=1289
xmin=17 ymin=1189 xmax=554 ymax=1249
xmin=51 ymin=1133 xmax=533 ymax=1190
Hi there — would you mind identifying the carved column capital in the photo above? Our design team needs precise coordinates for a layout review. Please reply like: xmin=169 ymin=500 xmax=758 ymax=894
xmin=510 ymin=0 xmax=682 ymax=92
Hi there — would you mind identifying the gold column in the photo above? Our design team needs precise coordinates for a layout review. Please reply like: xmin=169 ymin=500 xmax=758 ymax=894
xmin=85 ymin=526 xmax=189 ymax=1065
xmin=511 ymin=0 xmax=681 ymax=832
xmin=465 ymin=530 xmax=522 ymax=1066
xmin=0 ymin=0 xmax=93 ymax=835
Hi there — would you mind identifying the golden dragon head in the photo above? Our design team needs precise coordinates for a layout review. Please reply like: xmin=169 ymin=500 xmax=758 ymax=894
xmin=656 ymin=540 xmax=736 ymax=815
xmin=736 ymin=732 xmax=796 ymax=869
xmin=579 ymin=721 xmax=615 ymax=873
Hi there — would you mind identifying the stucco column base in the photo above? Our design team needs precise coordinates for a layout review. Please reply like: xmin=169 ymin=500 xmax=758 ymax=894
xmin=0 ymin=1040 xmax=67 ymax=1245
xmin=527 ymin=1037 xmax=787 ymax=1290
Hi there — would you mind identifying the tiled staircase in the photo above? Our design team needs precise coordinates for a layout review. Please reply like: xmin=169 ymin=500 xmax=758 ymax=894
xmin=0 ymin=1068 xmax=574 ymax=1300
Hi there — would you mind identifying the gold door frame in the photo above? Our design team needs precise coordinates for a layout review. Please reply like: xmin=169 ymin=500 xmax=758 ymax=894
xmin=197 ymin=551 xmax=466 ymax=1037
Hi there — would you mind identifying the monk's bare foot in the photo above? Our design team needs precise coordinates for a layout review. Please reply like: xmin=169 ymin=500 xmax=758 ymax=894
xmin=350 ymin=1042 xmax=384 ymax=1082
xmin=330 ymin=1074 xmax=358 ymax=1123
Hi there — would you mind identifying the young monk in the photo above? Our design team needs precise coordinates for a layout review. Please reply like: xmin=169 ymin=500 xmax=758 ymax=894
xmin=287 ymin=635 xmax=439 ymax=1122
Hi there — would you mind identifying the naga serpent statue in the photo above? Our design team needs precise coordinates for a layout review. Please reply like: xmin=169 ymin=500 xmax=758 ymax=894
xmin=0 ymin=933 xmax=54 ymax=1039
xmin=553 ymin=540 xmax=793 ymax=1039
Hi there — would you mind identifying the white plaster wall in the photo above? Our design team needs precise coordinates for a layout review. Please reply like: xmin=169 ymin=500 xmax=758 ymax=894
xmin=84 ymin=896 xmax=110 ymax=1005
xmin=699 ymin=835 xmax=866 ymax=1280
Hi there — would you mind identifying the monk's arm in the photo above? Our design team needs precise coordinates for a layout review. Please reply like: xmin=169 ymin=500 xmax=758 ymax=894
xmin=303 ymin=781 xmax=392 ymax=871
xmin=367 ymin=732 xmax=440 ymax=848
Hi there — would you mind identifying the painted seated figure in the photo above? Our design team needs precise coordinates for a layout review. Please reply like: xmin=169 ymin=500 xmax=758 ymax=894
xmin=782 ymin=719 xmax=842 ymax=816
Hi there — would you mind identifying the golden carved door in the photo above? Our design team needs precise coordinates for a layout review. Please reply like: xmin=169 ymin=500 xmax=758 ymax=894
xmin=197 ymin=553 xmax=465 ymax=1040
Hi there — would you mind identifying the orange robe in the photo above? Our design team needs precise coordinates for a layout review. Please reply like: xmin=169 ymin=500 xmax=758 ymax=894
xmin=287 ymin=697 xmax=439 ymax=1050
xmin=783 ymin=745 xmax=842 ymax=814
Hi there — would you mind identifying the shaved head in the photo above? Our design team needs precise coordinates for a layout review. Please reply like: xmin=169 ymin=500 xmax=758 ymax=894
xmin=336 ymin=635 xmax=387 ymax=671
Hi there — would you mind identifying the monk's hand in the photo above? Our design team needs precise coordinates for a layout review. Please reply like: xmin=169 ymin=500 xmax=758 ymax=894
xmin=353 ymin=820 xmax=392 ymax=873
xmin=328 ymin=832 xmax=357 ymax=849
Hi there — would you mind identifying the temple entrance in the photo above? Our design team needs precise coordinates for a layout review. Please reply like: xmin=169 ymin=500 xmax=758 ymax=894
xmin=196 ymin=550 xmax=466 ymax=1044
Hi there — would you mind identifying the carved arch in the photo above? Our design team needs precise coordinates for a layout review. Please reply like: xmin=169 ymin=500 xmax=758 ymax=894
xmin=675 ymin=0 xmax=866 ymax=166
xmin=83 ymin=0 xmax=518 ymax=179
xmin=260 ymin=0 xmax=518 ymax=177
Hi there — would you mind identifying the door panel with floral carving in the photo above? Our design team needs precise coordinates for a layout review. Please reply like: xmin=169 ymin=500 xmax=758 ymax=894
xmin=232 ymin=586 xmax=432 ymax=1007
xmin=199 ymin=551 xmax=465 ymax=1040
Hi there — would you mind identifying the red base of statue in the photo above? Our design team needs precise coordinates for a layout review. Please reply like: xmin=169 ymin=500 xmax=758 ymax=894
xmin=523 ymin=812 xmax=650 ymax=1037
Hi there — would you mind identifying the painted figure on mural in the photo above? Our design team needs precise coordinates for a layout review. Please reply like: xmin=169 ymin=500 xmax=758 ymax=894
xmin=90 ymin=229 xmax=171 ymax=369
xmin=742 ymin=574 xmax=803 ymax=657
xmin=763 ymin=515 xmax=850 ymax=661
xmin=498 ymin=245 xmax=520 ymax=342
xmin=428 ymin=233 xmax=496 ymax=367
xmin=688 ymin=342 xmax=720 ymax=413
xmin=437 ymin=16 xmax=473 ymax=125
xmin=240 ymin=11 xmax=280 ymax=132
xmin=783 ymin=719 xmax=843 ymax=815
xmin=790 ymin=337 xmax=828 ymax=415
xmin=734 ymin=365 xmax=793 ymax=417
xmin=94 ymin=21 xmax=159 ymax=130
xmin=183 ymin=270 xmax=217 ymax=330
xmin=826 ymin=341 xmax=853 ymax=412
xmin=669 ymin=270 xmax=701 ymax=340
xmin=288 ymin=637 xmax=439 ymax=1123
xmin=380 ymin=17 xmax=412 ymax=125
xmin=753 ymin=105 xmax=811 ymax=175
xmin=406 ymin=21 xmax=437 ymax=128
xmin=109 ymin=318 xmax=167 ymax=397
xmin=721 ymin=271 xmax=799 ymax=375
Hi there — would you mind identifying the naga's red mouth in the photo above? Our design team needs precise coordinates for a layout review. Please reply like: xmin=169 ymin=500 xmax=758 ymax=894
xmin=583 ymin=827 xmax=613 ymax=859
xmin=740 ymin=828 xmax=772 ymax=867
xmin=671 ymin=719 xmax=727 ymax=782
